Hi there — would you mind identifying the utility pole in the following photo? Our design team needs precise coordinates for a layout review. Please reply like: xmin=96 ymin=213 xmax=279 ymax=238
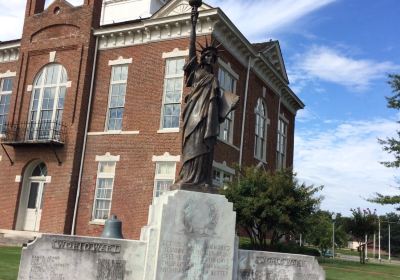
xmin=389 ymin=223 xmax=391 ymax=262
xmin=373 ymin=233 xmax=376 ymax=259
xmin=378 ymin=218 xmax=381 ymax=261
xmin=332 ymin=213 xmax=337 ymax=259
xmin=365 ymin=234 xmax=368 ymax=261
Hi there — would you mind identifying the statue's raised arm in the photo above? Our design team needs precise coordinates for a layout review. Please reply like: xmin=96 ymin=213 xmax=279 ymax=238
xmin=184 ymin=6 xmax=199 ymax=88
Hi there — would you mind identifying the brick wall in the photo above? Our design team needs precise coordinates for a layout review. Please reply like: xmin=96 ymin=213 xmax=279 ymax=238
xmin=0 ymin=0 xmax=297 ymax=238
xmin=0 ymin=0 xmax=103 ymax=234
xmin=75 ymin=35 xmax=296 ymax=239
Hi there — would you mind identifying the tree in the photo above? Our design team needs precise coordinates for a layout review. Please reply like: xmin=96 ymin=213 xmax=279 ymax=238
xmin=346 ymin=208 xmax=378 ymax=264
xmin=304 ymin=211 xmax=332 ymax=256
xmin=305 ymin=211 xmax=348 ymax=257
xmin=379 ymin=213 xmax=400 ymax=256
xmin=222 ymin=167 xmax=322 ymax=250
xmin=333 ymin=214 xmax=351 ymax=249
xmin=370 ymin=74 xmax=400 ymax=210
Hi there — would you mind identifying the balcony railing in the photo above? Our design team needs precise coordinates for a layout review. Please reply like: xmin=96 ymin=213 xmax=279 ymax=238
xmin=1 ymin=121 xmax=67 ymax=146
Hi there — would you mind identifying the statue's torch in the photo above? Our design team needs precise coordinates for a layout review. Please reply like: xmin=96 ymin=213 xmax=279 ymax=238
xmin=188 ymin=0 xmax=203 ymax=60
xmin=189 ymin=0 xmax=203 ymax=25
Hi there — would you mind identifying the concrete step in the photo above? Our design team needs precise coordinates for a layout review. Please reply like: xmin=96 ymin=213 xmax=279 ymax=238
xmin=0 ymin=229 xmax=41 ymax=247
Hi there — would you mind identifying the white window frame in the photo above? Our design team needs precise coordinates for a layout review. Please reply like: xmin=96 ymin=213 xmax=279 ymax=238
xmin=254 ymin=98 xmax=268 ymax=162
xmin=159 ymin=57 xmax=185 ymax=132
xmin=0 ymin=77 xmax=13 ymax=136
xmin=105 ymin=64 xmax=129 ymax=132
xmin=91 ymin=153 xmax=120 ymax=223
xmin=28 ymin=64 xmax=68 ymax=140
xmin=153 ymin=162 xmax=176 ymax=198
xmin=152 ymin=153 xmax=180 ymax=198
xmin=218 ymin=61 xmax=238 ymax=144
xmin=276 ymin=117 xmax=288 ymax=170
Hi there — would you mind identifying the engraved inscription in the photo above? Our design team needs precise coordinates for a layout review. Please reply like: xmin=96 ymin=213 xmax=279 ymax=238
xmin=159 ymin=240 xmax=231 ymax=279
xmin=97 ymin=259 xmax=126 ymax=280
xmin=239 ymin=269 xmax=289 ymax=280
xmin=239 ymin=270 xmax=320 ymax=280
xmin=239 ymin=255 xmax=321 ymax=280
xmin=255 ymin=257 xmax=305 ymax=267
xmin=52 ymin=240 xmax=121 ymax=254
xmin=29 ymin=255 xmax=69 ymax=280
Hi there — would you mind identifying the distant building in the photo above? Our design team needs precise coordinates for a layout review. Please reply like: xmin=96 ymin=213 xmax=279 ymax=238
xmin=0 ymin=0 xmax=304 ymax=239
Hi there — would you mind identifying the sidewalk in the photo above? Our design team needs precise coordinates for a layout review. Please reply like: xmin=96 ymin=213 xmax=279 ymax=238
xmin=338 ymin=254 xmax=400 ymax=265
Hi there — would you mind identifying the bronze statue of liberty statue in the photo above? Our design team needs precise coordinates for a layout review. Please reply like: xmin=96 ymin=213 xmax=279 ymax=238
xmin=172 ymin=0 xmax=239 ymax=192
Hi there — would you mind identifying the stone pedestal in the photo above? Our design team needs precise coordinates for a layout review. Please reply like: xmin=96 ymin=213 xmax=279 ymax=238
xmin=238 ymin=250 xmax=325 ymax=280
xmin=17 ymin=190 xmax=325 ymax=280
xmin=17 ymin=234 xmax=146 ymax=280
xmin=140 ymin=190 xmax=237 ymax=280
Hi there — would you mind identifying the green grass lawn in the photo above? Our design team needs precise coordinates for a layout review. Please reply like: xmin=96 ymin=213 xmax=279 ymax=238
xmin=0 ymin=247 xmax=21 ymax=280
xmin=321 ymin=258 xmax=400 ymax=280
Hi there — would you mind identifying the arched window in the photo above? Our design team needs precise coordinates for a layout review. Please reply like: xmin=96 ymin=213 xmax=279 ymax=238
xmin=32 ymin=162 xmax=48 ymax=177
xmin=255 ymin=98 xmax=267 ymax=160
xmin=28 ymin=64 xmax=68 ymax=140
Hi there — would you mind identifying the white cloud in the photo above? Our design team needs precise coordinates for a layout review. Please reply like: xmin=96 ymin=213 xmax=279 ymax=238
xmin=291 ymin=45 xmax=400 ymax=91
xmin=296 ymin=108 xmax=318 ymax=123
xmin=0 ymin=1 xmax=25 ymax=41
xmin=0 ymin=0 xmax=84 ymax=41
xmin=1 ymin=0 xmax=336 ymax=41
xmin=295 ymin=117 xmax=399 ymax=216
xmin=208 ymin=0 xmax=337 ymax=40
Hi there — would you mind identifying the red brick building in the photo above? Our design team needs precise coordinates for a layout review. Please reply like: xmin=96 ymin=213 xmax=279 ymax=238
xmin=0 ymin=0 xmax=304 ymax=239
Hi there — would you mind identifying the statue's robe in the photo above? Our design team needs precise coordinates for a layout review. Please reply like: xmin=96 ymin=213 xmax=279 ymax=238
xmin=178 ymin=57 xmax=239 ymax=188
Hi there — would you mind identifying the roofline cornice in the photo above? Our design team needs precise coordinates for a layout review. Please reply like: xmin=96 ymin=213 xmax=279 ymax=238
xmin=214 ymin=9 xmax=304 ymax=111
xmin=0 ymin=41 xmax=21 ymax=64
xmin=94 ymin=8 xmax=219 ymax=36
xmin=0 ymin=41 xmax=21 ymax=51
xmin=92 ymin=7 xmax=304 ymax=112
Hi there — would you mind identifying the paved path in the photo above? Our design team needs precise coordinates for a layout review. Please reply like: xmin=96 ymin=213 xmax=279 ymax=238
xmin=337 ymin=254 xmax=400 ymax=265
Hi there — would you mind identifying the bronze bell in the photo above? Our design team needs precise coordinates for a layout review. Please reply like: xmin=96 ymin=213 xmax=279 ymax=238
xmin=189 ymin=0 xmax=203 ymax=8
xmin=101 ymin=215 xmax=124 ymax=239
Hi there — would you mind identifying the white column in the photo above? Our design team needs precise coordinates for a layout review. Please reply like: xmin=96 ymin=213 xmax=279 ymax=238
xmin=365 ymin=234 xmax=368 ymax=260
xmin=332 ymin=222 xmax=335 ymax=259
xmin=373 ymin=233 xmax=376 ymax=259
xmin=389 ymin=223 xmax=391 ymax=262
xmin=378 ymin=219 xmax=381 ymax=261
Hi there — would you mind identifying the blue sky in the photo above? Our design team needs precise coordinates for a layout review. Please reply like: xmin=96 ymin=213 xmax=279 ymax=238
xmin=209 ymin=0 xmax=400 ymax=216
xmin=1 ymin=0 xmax=399 ymax=216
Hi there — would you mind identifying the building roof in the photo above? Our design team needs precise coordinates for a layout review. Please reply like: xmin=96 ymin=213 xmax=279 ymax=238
xmin=252 ymin=41 xmax=276 ymax=53
xmin=0 ymin=0 xmax=304 ymax=112
xmin=0 ymin=39 xmax=21 ymax=46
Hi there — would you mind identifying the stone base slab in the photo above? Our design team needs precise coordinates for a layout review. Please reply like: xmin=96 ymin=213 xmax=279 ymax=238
xmin=18 ymin=191 xmax=325 ymax=280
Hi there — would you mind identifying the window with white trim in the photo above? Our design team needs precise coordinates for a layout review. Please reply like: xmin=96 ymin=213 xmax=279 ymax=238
xmin=28 ymin=64 xmax=67 ymax=140
xmin=276 ymin=117 xmax=288 ymax=169
xmin=161 ymin=58 xmax=185 ymax=129
xmin=255 ymin=98 xmax=267 ymax=161
xmin=0 ymin=77 xmax=13 ymax=134
xmin=212 ymin=168 xmax=233 ymax=188
xmin=153 ymin=162 xmax=176 ymax=197
xmin=106 ymin=65 xmax=128 ymax=131
xmin=218 ymin=67 xmax=236 ymax=143
xmin=92 ymin=161 xmax=117 ymax=221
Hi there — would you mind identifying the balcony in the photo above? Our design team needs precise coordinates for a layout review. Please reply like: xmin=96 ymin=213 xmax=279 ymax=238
xmin=1 ymin=121 xmax=67 ymax=146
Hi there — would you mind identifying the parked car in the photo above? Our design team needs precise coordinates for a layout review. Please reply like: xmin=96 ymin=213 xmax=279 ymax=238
xmin=322 ymin=249 xmax=334 ymax=258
